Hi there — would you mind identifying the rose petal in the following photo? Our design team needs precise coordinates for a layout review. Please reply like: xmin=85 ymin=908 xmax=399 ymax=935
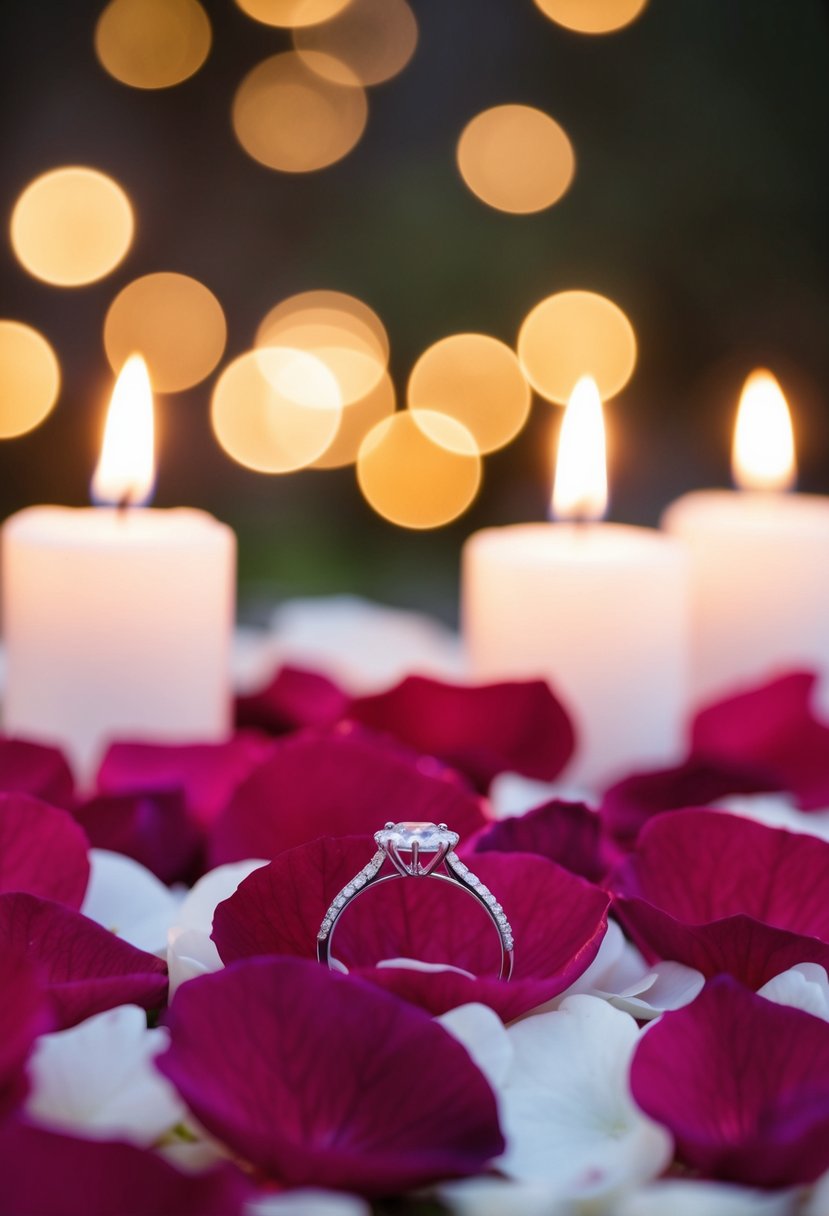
xmin=73 ymin=789 xmax=203 ymax=885
xmin=0 ymin=736 xmax=74 ymax=808
xmin=0 ymin=953 xmax=52 ymax=1123
xmin=82 ymin=850 xmax=180 ymax=955
xmin=437 ymin=1176 xmax=570 ymax=1216
xmin=157 ymin=957 xmax=504 ymax=1193
xmin=248 ymin=1193 xmax=370 ymax=1216
xmin=0 ymin=1120 xmax=250 ymax=1215
xmin=616 ymin=1179 xmax=798 ymax=1216
xmin=470 ymin=798 xmax=604 ymax=881
xmin=758 ymin=964 xmax=829 ymax=1022
xmin=212 ymin=837 xmax=610 ymax=1021
xmin=236 ymin=665 xmax=350 ymax=734
xmin=437 ymin=1003 xmax=514 ymax=1090
xmin=630 ymin=976 xmax=829 ymax=1186
xmin=0 ymin=793 xmax=90 ymax=908
xmin=0 ymin=893 xmax=168 ymax=1029
xmin=97 ymin=734 xmax=274 ymax=828
xmin=209 ymin=729 xmax=488 ymax=866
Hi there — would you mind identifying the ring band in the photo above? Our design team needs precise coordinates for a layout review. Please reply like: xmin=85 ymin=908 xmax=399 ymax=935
xmin=316 ymin=821 xmax=515 ymax=981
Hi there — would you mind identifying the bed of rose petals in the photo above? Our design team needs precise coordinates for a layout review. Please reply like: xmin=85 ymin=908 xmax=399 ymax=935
xmin=5 ymin=609 xmax=829 ymax=1214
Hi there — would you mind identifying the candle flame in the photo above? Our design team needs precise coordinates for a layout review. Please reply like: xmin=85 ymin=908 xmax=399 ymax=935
xmin=732 ymin=369 xmax=796 ymax=492
xmin=552 ymin=375 xmax=608 ymax=521
xmin=91 ymin=354 xmax=155 ymax=507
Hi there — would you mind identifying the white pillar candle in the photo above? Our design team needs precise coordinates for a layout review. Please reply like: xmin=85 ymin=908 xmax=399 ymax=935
xmin=463 ymin=378 xmax=689 ymax=790
xmin=1 ymin=357 xmax=235 ymax=781
xmin=662 ymin=369 xmax=829 ymax=709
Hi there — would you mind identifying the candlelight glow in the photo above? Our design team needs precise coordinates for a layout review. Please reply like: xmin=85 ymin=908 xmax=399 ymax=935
xmin=312 ymin=369 xmax=395 ymax=469
xmin=732 ymin=369 xmax=796 ymax=492
xmin=235 ymin=0 xmax=351 ymax=28
xmin=552 ymin=376 xmax=608 ymax=521
xmin=533 ymin=0 xmax=648 ymax=35
xmin=294 ymin=0 xmax=418 ymax=87
xmin=0 ymin=321 xmax=61 ymax=439
xmin=457 ymin=105 xmax=575 ymax=215
xmin=91 ymin=355 xmax=155 ymax=507
xmin=95 ymin=0 xmax=211 ymax=90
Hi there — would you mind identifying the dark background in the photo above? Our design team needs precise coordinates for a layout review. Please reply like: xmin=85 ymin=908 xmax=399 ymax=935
xmin=1 ymin=0 xmax=828 ymax=619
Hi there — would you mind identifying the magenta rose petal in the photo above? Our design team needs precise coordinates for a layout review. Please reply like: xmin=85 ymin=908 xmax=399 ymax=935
xmin=209 ymin=729 xmax=489 ymax=866
xmin=74 ymin=789 xmax=203 ymax=885
xmin=0 ymin=893 xmax=168 ymax=1028
xmin=0 ymin=1120 xmax=251 ymax=1216
xmin=630 ymin=976 xmax=829 ymax=1186
xmin=97 ymin=733 xmax=275 ymax=828
xmin=213 ymin=838 xmax=610 ymax=1022
xmin=0 ymin=955 xmax=52 ymax=1123
xmin=157 ymin=956 xmax=504 ymax=1193
xmin=469 ymin=799 xmax=604 ymax=882
xmin=0 ymin=737 xmax=74 ymax=808
xmin=349 ymin=676 xmax=575 ymax=791
xmin=236 ymin=664 xmax=350 ymax=734
xmin=0 ymin=793 xmax=90 ymax=909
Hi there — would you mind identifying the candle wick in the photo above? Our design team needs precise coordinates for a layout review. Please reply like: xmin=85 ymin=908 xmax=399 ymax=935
xmin=117 ymin=492 xmax=132 ymax=517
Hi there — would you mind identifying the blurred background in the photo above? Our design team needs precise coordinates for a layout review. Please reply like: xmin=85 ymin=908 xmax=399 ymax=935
xmin=1 ymin=0 xmax=827 ymax=620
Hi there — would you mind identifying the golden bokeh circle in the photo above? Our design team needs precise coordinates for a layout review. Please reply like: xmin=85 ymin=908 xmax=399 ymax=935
xmin=232 ymin=52 xmax=368 ymax=173
xmin=312 ymin=368 xmax=396 ymax=469
xmin=10 ymin=167 xmax=134 ymax=288
xmin=457 ymin=105 xmax=575 ymax=214
xmin=0 ymin=321 xmax=61 ymax=440
xmin=294 ymin=0 xmax=418 ymax=87
xmin=235 ymin=0 xmax=351 ymax=29
xmin=104 ymin=272 xmax=227 ymax=393
xmin=408 ymin=334 xmax=531 ymax=455
xmin=95 ymin=0 xmax=211 ymax=90
xmin=211 ymin=347 xmax=342 ymax=473
xmin=357 ymin=410 xmax=481 ymax=529
xmin=533 ymin=0 xmax=648 ymax=34
xmin=517 ymin=290 xmax=637 ymax=404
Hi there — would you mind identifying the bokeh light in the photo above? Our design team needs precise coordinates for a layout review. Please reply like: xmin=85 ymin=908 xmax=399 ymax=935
xmin=0 ymin=321 xmax=60 ymax=439
xmin=533 ymin=0 xmax=648 ymax=35
xmin=256 ymin=290 xmax=389 ymax=405
xmin=294 ymin=0 xmax=418 ymax=87
xmin=235 ymin=0 xmax=351 ymax=29
xmin=457 ymin=105 xmax=575 ymax=214
xmin=211 ymin=347 xmax=342 ymax=473
xmin=517 ymin=289 xmax=637 ymax=404
xmin=232 ymin=52 xmax=368 ymax=173
xmin=104 ymin=272 xmax=227 ymax=392
xmin=407 ymin=333 xmax=531 ymax=454
xmin=312 ymin=369 xmax=395 ymax=469
xmin=357 ymin=410 xmax=481 ymax=529
xmin=10 ymin=167 xmax=134 ymax=287
xmin=94 ymin=0 xmax=211 ymax=90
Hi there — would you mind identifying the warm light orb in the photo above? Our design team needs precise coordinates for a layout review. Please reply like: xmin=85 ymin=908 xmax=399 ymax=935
xmin=11 ymin=167 xmax=134 ymax=287
xmin=552 ymin=376 xmax=608 ymax=521
xmin=235 ymin=0 xmax=351 ymax=29
xmin=92 ymin=355 xmax=155 ymax=507
xmin=104 ymin=272 xmax=227 ymax=392
xmin=518 ymin=289 xmax=637 ymax=404
xmin=94 ymin=0 xmax=211 ymax=90
xmin=732 ymin=369 xmax=796 ymax=493
xmin=232 ymin=52 xmax=368 ymax=173
xmin=533 ymin=0 xmax=648 ymax=35
xmin=312 ymin=369 xmax=395 ymax=468
xmin=211 ymin=347 xmax=342 ymax=474
xmin=407 ymin=334 xmax=531 ymax=455
xmin=0 ymin=321 xmax=61 ymax=439
xmin=294 ymin=0 xmax=418 ymax=86
xmin=457 ymin=105 xmax=575 ymax=215
xmin=357 ymin=410 xmax=481 ymax=529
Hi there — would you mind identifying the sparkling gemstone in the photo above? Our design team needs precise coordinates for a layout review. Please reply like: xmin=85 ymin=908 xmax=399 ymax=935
xmin=375 ymin=821 xmax=459 ymax=852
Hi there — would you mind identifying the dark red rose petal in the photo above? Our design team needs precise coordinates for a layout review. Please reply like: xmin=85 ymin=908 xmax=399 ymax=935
xmin=212 ymin=836 xmax=610 ymax=1022
xmin=469 ymin=799 xmax=604 ymax=882
xmin=0 ymin=1120 xmax=251 ymax=1216
xmin=0 ymin=737 xmax=74 ymax=808
xmin=631 ymin=976 xmax=829 ymax=1186
xmin=97 ymin=733 xmax=275 ymax=828
xmin=0 ymin=955 xmax=52 ymax=1123
xmin=350 ymin=676 xmax=575 ymax=791
xmin=236 ymin=665 xmax=350 ymax=734
xmin=0 ymin=794 xmax=90 ymax=908
xmin=157 ymin=956 xmax=504 ymax=1194
xmin=74 ymin=789 xmax=203 ymax=886
xmin=0 ymin=893 xmax=168 ymax=1029
xmin=209 ymin=727 xmax=489 ymax=867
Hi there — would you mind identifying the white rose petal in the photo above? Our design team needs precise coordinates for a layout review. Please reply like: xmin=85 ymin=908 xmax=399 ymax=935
xmin=437 ymin=1176 xmax=571 ymax=1216
xmin=713 ymin=794 xmax=829 ymax=844
xmin=25 ymin=1005 xmax=183 ymax=1146
xmin=438 ymin=1003 xmax=514 ymax=1090
xmin=758 ymin=963 xmax=829 ymax=1022
xmin=82 ymin=849 xmax=180 ymax=955
xmin=617 ymin=1179 xmax=798 ymax=1216
xmin=247 ymin=1191 xmax=370 ymax=1216
xmin=489 ymin=772 xmax=596 ymax=819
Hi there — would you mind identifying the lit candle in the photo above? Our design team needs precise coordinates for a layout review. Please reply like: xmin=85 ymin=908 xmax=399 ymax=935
xmin=662 ymin=369 xmax=829 ymax=709
xmin=462 ymin=377 xmax=689 ymax=789
xmin=1 ymin=356 xmax=235 ymax=782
